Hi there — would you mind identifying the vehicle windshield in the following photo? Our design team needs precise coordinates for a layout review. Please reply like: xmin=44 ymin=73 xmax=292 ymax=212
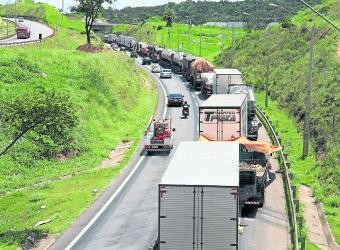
xmin=169 ymin=93 xmax=182 ymax=98
xmin=162 ymin=69 xmax=171 ymax=72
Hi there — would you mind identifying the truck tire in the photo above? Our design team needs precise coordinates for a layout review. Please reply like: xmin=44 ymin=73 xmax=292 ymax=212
xmin=259 ymin=188 xmax=265 ymax=207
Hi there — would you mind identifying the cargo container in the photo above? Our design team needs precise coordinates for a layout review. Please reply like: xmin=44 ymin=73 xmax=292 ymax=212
xmin=212 ymin=69 xmax=242 ymax=94
xmin=227 ymin=84 xmax=261 ymax=140
xmin=199 ymin=94 xmax=248 ymax=141
xmin=158 ymin=142 xmax=239 ymax=250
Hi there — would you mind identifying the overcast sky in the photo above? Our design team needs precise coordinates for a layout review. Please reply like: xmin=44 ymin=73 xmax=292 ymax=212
xmin=1 ymin=0 xmax=231 ymax=10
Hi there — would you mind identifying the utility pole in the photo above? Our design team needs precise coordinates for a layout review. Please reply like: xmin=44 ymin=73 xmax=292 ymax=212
xmin=14 ymin=0 xmax=17 ymax=25
xmin=302 ymin=27 xmax=315 ymax=159
xmin=162 ymin=29 xmax=164 ymax=47
xmin=265 ymin=62 xmax=269 ymax=107
xmin=189 ymin=19 xmax=191 ymax=48
xmin=62 ymin=0 xmax=64 ymax=20
xmin=199 ymin=25 xmax=202 ymax=56
xmin=265 ymin=28 xmax=270 ymax=108
xmin=231 ymin=23 xmax=235 ymax=50
xmin=177 ymin=31 xmax=180 ymax=52
xmin=168 ymin=27 xmax=171 ymax=49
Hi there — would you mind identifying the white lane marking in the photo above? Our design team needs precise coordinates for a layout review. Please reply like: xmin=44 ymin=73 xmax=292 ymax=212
xmin=194 ymin=102 xmax=198 ymax=107
xmin=158 ymin=80 xmax=167 ymax=119
xmin=65 ymin=155 xmax=145 ymax=250
xmin=65 ymin=64 xmax=168 ymax=250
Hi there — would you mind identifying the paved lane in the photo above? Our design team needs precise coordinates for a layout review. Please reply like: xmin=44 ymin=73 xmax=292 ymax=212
xmin=0 ymin=18 xmax=53 ymax=44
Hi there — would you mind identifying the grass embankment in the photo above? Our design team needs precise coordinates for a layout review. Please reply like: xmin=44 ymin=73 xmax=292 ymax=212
xmin=216 ymin=0 xmax=339 ymax=243
xmin=0 ymin=1 xmax=157 ymax=249
xmin=0 ymin=18 xmax=15 ymax=39
xmin=113 ymin=16 xmax=247 ymax=61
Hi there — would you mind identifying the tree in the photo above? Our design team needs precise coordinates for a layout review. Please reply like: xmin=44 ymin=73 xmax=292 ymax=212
xmin=0 ymin=89 xmax=78 ymax=157
xmin=72 ymin=0 xmax=113 ymax=45
xmin=163 ymin=8 xmax=175 ymax=27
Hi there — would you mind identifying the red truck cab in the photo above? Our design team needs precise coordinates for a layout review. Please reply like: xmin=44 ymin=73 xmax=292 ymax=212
xmin=16 ymin=25 xmax=31 ymax=39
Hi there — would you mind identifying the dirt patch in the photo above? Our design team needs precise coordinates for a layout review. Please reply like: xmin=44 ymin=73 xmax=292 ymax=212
xmin=30 ymin=234 xmax=57 ymax=250
xmin=299 ymin=185 xmax=331 ymax=250
xmin=76 ymin=44 xmax=103 ymax=53
xmin=99 ymin=141 xmax=133 ymax=168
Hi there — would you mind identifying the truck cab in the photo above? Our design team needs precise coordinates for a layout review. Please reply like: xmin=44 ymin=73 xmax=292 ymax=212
xmin=239 ymin=149 xmax=269 ymax=209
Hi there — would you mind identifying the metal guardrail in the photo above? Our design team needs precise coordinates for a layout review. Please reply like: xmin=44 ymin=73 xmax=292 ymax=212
xmin=256 ymin=106 xmax=299 ymax=250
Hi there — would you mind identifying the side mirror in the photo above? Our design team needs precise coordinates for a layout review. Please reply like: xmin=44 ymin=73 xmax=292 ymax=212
xmin=258 ymin=123 xmax=262 ymax=128
xmin=172 ymin=128 xmax=176 ymax=132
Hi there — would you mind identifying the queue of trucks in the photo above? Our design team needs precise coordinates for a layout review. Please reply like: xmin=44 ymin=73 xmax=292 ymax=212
xmin=106 ymin=34 xmax=280 ymax=250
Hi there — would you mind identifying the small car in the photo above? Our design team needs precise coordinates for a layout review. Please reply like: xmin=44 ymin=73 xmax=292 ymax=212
xmin=111 ymin=44 xmax=119 ymax=51
xmin=167 ymin=92 xmax=184 ymax=106
xmin=151 ymin=65 xmax=161 ymax=73
xmin=18 ymin=17 xmax=24 ymax=22
xmin=130 ymin=51 xmax=138 ymax=58
xmin=142 ymin=57 xmax=152 ymax=65
xmin=160 ymin=69 xmax=172 ymax=78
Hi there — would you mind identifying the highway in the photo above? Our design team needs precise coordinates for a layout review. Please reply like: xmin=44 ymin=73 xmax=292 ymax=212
xmin=50 ymin=51 xmax=289 ymax=250
xmin=0 ymin=18 xmax=53 ymax=44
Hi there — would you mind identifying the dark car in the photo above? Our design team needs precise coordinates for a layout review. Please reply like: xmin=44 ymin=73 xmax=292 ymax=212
xmin=130 ymin=51 xmax=138 ymax=58
xmin=142 ymin=57 xmax=152 ymax=65
xmin=167 ymin=93 xmax=184 ymax=107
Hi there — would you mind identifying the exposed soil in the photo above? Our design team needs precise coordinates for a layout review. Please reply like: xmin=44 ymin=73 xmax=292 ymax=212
xmin=30 ymin=234 xmax=57 ymax=250
xmin=76 ymin=44 xmax=103 ymax=53
xmin=299 ymin=185 xmax=330 ymax=250
xmin=99 ymin=141 xmax=133 ymax=168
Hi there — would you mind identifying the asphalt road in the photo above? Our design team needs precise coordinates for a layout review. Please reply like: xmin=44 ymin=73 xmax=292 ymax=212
xmin=50 ymin=51 xmax=289 ymax=250
xmin=0 ymin=18 xmax=53 ymax=44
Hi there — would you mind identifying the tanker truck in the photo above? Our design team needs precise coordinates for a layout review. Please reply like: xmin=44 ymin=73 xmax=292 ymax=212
xmin=171 ymin=52 xmax=184 ymax=74
xmin=160 ymin=49 xmax=174 ymax=68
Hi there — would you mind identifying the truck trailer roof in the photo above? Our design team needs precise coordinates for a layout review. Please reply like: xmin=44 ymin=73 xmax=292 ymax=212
xmin=200 ymin=94 xmax=247 ymax=108
xmin=160 ymin=141 xmax=239 ymax=186
xmin=214 ymin=68 xmax=242 ymax=75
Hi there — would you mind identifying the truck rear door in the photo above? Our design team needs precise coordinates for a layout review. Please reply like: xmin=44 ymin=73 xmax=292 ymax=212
xmin=159 ymin=185 xmax=238 ymax=250
xmin=200 ymin=108 xmax=241 ymax=141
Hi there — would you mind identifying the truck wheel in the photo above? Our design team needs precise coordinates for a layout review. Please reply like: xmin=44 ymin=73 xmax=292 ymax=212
xmin=259 ymin=188 xmax=265 ymax=207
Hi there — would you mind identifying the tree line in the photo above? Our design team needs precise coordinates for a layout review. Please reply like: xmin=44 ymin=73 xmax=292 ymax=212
xmin=101 ymin=0 xmax=320 ymax=25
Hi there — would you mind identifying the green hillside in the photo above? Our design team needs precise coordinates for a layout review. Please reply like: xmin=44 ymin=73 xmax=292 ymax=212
xmin=103 ymin=0 xmax=320 ymax=25
xmin=216 ymin=0 xmax=339 ymax=241
xmin=114 ymin=17 xmax=247 ymax=61
xmin=0 ymin=1 xmax=157 ymax=249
